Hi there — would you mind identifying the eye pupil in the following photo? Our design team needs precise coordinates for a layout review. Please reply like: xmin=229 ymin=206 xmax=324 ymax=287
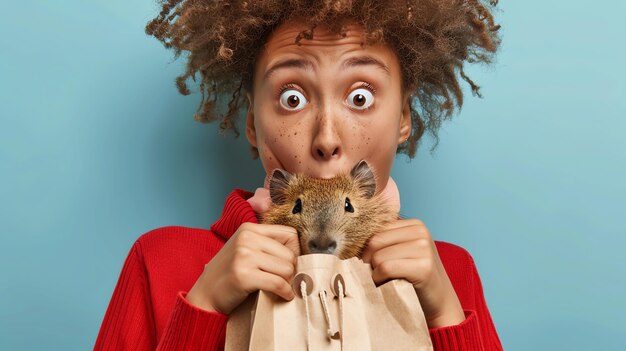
xmin=292 ymin=198 xmax=302 ymax=214
xmin=288 ymin=95 xmax=300 ymax=107
xmin=353 ymin=94 xmax=365 ymax=106
xmin=344 ymin=197 xmax=354 ymax=213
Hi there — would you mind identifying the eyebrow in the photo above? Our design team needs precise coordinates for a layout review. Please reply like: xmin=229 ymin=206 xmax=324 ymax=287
xmin=263 ymin=55 xmax=391 ymax=80
xmin=341 ymin=55 xmax=391 ymax=76
xmin=264 ymin=58 xmax=313 ymax=80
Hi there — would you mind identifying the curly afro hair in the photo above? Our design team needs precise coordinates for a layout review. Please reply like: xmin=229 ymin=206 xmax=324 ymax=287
xmin=146 ymin=0 xmax=501 ymax=159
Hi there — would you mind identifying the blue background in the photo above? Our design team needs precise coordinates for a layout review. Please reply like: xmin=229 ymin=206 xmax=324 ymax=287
xmin=1 ymin=1 xmax=624 ymax=350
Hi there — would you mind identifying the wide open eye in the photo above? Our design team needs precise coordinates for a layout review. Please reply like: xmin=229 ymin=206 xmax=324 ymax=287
xmin=279 ymin=89 xmax=308 ymax=111
xmin=292 ymin=198 xmax=302 ymax=214
xmin=344 ymin=197 xmax=354 ymax=213
xmin=346 ymin=88 xmax=374 ymax=110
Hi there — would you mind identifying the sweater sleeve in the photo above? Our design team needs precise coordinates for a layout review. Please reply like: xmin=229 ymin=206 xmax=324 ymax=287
xmin=427 ymin=251 xmax=503 ymax=351
xmin=93 ymin=241 xmax=228 ymax=351
xmin=156 ymin=291 xmax=228 ymax=350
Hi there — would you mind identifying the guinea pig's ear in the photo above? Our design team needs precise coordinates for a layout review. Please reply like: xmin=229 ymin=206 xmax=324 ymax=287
xmin=350 ymin=160 xmax=376 ymax=198
xmin=269 ymin=169 xmax=293 ymax=205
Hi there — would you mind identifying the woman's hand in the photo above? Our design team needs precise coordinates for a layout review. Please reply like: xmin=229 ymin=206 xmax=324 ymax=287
xmin=186 ymin=222 xmax=301 ymax=315
xmin=361 ymin=219 xmax=466 ymax=328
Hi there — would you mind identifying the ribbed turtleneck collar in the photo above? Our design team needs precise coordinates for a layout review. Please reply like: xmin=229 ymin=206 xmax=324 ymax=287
xmin=209 ymin=189 xmax=258 ymax=241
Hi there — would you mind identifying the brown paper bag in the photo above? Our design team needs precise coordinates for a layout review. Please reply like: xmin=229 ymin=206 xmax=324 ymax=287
xmin=226 ymin=254 xmax=433 ymax=350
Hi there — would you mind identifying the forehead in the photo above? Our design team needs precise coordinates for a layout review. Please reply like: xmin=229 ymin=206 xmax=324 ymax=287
xmin=254 ymin=21 xmax=401 ymax=81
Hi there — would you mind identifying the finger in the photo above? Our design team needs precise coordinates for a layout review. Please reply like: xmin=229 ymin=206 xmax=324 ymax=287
xmin=370 ymin=240 xmax=426 ymax=269
xmin=249 ymin=233 xmax=297 ymax=263
xmin=255 ymin=251 xmax=296 ymax=282
xmin=250 ymin=223 xmax=301 ymax=256
xmin=254 ymin=270 xmax=295 ymax=301
xmin=371 ymin=258 xmax=416 ymax=286
xmin=362 ymin=227 xmax=418 ymax=263
xmin=384 ymin=218 xmax=425 ymax=231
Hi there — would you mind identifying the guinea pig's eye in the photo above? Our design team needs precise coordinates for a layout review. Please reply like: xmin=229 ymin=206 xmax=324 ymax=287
xmin=344 ymin=197 xmax=354 ymax=213
xmin=292 ymin=198 xmax=302 ymax=214
xmin=279 ymin=88 xmax=308 ymax=111
xmin=346 ymin=85 xmax=374 ymax=110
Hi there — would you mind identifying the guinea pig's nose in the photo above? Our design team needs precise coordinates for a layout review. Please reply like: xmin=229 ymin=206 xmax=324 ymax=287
xmin=308 ymin=238 xmax=337 ymax=254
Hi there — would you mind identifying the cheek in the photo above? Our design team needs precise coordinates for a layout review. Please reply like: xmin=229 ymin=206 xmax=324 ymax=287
xmin=352 ymin=119 xmax=398 ymax=158
xmin=349 ymin=119 xmax=398 ymax=191
xmin=257 ymin=118 xmax=308 ymax=173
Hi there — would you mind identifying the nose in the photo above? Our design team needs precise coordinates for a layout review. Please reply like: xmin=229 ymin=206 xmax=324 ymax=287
xmin=308 ymin=237 xmax=337 ymax=254
xmin=311 ymin=111 xmax=342 ymax=161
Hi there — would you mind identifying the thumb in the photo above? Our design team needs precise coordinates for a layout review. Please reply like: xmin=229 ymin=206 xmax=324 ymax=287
xmin=283 ymin=232 xmax=301 ymax=256
xmin=258 ymin=224 xmax=301 ymax=256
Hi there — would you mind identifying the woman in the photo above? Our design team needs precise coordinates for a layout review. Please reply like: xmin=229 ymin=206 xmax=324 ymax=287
xmin=95 ymin=1 xmax=503 ymax=350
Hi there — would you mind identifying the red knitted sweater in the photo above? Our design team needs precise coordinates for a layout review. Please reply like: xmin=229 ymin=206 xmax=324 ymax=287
xmin=94 ymin=189 xmax=503 ymax=350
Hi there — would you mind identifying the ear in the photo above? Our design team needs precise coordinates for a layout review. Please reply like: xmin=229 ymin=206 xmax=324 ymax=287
xmin=269 ymin=168 xmax=293 ymax=204
xmin=350 ymin=160 xmax=376 ymax=198
xmin=398 ymin=93 xmax=412 ymax=144
xmin=245 ymin=92 xmax=257 ymax=148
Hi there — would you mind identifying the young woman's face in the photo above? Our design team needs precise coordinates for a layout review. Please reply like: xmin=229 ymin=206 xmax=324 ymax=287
xmin=246 ymin=20 xmax=411 ymax=193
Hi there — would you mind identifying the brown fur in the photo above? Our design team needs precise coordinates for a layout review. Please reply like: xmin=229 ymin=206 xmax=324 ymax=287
xmin=260 ymin=161 xmax=398 ymax=259
xmin=145 ymin=0 xmax=502 ymax=159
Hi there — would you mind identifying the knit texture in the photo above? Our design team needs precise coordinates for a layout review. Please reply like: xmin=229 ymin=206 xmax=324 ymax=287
xmin=94 ymin=188 xmax=502 ymax=350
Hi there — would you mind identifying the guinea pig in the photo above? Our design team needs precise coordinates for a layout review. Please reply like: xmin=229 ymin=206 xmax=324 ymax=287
xmin=260 ymin=160 xmax=399 ymax=259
